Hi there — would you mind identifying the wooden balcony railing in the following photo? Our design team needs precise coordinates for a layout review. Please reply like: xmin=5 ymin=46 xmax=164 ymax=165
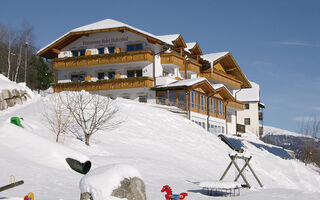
xmin=259 ymin=111 xmax=263 ymax=120
xmin=54 ymin=77 xmax=154 ymax=92
xmin=160 ymin=53 xmax=184 ymax=67
xmin=200 ymin=70 xmax=242 ymax=89
xmin=227 ymin=101 xmax=244 ymax=110
xmin=53 ymin=50 xmax=154 ymax=69
xmin=160 ymin=53 xmax=201 ymax=73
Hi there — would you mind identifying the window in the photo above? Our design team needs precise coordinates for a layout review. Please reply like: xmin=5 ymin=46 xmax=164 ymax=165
xmin=108 ymin=72 xmax=115 ymax=80
xmin=222 ymin=102 xmax=225 ymax=116
xmin=71 ymin=74 xmax=85 ymax=82
xmin=177 ymin=92 xmax=186 ymax=104
xmin=201 ymin=96 xmax=204 ymax=110
xmin=72 ymin=49 xmax=86 ymax=57
xmin=245 ymin=118 xmax=251 ymax=125
xmin=168 ymin=92 xmax=176 ymax=105
xmin=222 ymin=126 xmax=224 ymax=134
xmin=139 ymin=96 xmax=147 ymax=103
xmin=108 ymin=47 xmax=115 ymax=54
xmin=214 ymin=98 xmax=216 ymax=113
xmin=245 ymin=103 xmax=250 ymax=109
xmin=127 ymin=44 xmax=143 ymax=52
xmin=127 ymin=70 xmax=135 ymax=78
xmin=79 ymin=49 xmax=86 ymax=56
xmin=191 ymin=92 xmax=194 ymax=108
xmin=198 ymin=94 xmax=201 ymax=110
xmin=98 ymin=72 xmax=105 ymax=80
xmin=158 ymin=93 xmax=166 ymax=104
xmin=98 ymin=48 xmax=105 ymax=55
xmin=127 ymin=70 xmax=143 ymax=78
xmin=72 ymin=50 xmax=78 ymax=57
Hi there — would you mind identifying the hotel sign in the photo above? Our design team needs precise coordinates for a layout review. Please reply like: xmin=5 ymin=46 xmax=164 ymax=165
xmin=82 ymin=36 xmax=129 ymax=46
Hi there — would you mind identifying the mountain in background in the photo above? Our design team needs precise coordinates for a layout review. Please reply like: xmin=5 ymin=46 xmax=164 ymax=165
xmin=261 ymin=125 xmax=320 ymax=166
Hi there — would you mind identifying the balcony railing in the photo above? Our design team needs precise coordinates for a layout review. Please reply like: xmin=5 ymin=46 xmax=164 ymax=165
xmin=259 ymin=126 xmax=263 ymax=136
xmin=54 ymin=77 xmax=154 ymax=92
xmin=259 ymin=111 xmax=263 ymax=120
xmin=200 ymin=70 xmax=242 ymax=89
xmin=160 ymin=53 xmax=201 ymax=73
xmin=160 ymin=52 xmax=184 ymax=67
xmin=53 ymin=50 xmax=154 ymax=69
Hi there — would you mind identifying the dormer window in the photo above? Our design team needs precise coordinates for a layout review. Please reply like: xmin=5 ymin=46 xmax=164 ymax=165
xmin=98 ymin=48 xmax=105 ymax=55
xmin=127 ymin=44 xmax=143 ymax=52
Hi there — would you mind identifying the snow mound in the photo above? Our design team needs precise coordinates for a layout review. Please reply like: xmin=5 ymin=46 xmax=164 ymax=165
xmin=80 ymin=164 xmax=142 ymax=200
xmin=0 ymin=74 xmax=38 ymax=99
xmin=0 ymin=121 xmax=88 ymax=169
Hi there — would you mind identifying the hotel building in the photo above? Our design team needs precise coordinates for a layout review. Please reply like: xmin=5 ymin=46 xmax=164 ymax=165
xmin=37 ymin=19 xmax=264 ymax=136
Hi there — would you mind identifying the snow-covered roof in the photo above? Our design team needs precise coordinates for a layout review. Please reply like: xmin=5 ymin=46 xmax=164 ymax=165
xmin=236 ymin=81 xmax=260 ymax=102
xmin=156 ymin=34 xmax=180 ymax=46
xmin=38 ymin=19 xmax=179 ymax=55
xmin=211 ymin=83 xmax=234 ymax=97
xmin=211 ymin=83 xmax=224 ymax=90
xmin=158 ymin=77 xmax=207 ymax=88
xmin=184 ymin=42 xmax=197 ymax=53
xmin=201 ymin=52 xmax=229 ymax=66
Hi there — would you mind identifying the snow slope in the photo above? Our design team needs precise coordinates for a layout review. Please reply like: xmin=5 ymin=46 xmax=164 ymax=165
xmin=0 ymin=91 xmax=319 ymax=199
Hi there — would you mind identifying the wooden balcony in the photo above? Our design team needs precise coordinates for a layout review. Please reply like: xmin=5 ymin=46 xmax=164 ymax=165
xmin=200 ymin=70 xmax=242 ymax=89
xmin=54 ymin=77 xmax=154 ymax=92
xmin=160 ymin=53 xmax=184 ymax=67
xmin=227 ymin=101 xmax=244 ymax=110
xmin=259 ymin=111 xmax=263 ymax=120
xmin=53 ymin=50 xmax=154 ymax=69
xmin=160 ymin=53 xmax=201 ymax=73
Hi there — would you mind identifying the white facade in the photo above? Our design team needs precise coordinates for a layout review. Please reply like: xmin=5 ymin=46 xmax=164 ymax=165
xmin=236 ymin=81 xmax=262 ymax=136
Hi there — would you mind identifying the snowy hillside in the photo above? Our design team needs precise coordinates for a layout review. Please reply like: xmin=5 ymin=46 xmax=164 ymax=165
xmin=263 ymin=125 xmax=307 ymax=138
xmin=0 ymin=80 xmax=319 ymax=199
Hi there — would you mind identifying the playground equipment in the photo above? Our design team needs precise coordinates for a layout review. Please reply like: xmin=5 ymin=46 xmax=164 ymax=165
xmin=161 ymin=185 xmax=188 ymax=200
xmin=0 ymin=175 xmax=24 ymax=192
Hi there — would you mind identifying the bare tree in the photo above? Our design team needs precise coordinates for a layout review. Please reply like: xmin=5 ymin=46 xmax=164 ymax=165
xmin=64 ymin=91 xmax=120 ymax=146
xmin=43 ymin=93 xmax=73 ymax=142
xmin=14 ymin=44 xmax=22 ymax=82
xmin=299 ymin=116 xmax=320 ymax=165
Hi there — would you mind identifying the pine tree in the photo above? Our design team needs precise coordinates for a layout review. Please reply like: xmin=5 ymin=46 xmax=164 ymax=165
xmin=30 ymin=55 xmax=53 ymax=90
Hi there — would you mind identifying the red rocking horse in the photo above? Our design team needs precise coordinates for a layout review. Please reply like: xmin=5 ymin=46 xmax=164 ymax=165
xmin=161 ymin=185 xmax=188 ymax=200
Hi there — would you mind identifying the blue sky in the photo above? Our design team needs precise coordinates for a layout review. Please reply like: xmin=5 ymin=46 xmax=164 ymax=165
xmin=1 ymin=0 xmax=319 ymax=132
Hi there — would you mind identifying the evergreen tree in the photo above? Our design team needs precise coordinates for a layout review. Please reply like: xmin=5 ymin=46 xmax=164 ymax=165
xmin=30 ymin=55 xmax=53 ymax=90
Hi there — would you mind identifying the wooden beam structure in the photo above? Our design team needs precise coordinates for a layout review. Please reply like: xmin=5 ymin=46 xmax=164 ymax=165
xmin=220 ymin=154 xmax=263 ymax=188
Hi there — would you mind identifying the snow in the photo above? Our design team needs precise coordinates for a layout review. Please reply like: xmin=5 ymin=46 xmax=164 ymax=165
xmin=198 ymin=181 xmax=241 ymax=189
xmin=235 ymin=81 xmax=260 ymax=102
xmin=156 ymin=34 xmax=180 ymax=46
xmin=201 ymin=52 xmax=229 ymax=66
xmin=0 ymin=74 xmax=37 ymax=99
xmin=263 ymin=125 xmax=309 ymax=138
xmin=0 ymin=78 xmax=320 ymax=200
xmin=184 ymin=42 xmax=197 ymax=53
xmin=157 ymin=77 xmax=207 ymax=88
xmin=79 ymin=164 xmax=142 ymax=200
